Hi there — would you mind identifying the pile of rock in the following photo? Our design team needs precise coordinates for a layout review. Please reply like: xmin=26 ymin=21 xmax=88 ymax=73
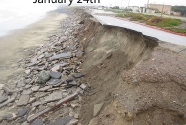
xmin=0 ymin=9 xmax=87 ymax=125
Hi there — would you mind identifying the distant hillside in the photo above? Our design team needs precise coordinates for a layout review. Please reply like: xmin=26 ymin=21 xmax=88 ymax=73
xmin=171 ymin=6 xmax=186 ymax=16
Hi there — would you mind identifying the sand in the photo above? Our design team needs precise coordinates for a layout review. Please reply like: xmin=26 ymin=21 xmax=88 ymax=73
xmin=0 ymin=10 xmax=67 ymax=82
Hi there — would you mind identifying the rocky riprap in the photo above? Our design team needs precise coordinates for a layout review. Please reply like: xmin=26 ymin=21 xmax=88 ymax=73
xmin=0 ymin=9 xmax=87 ymax=125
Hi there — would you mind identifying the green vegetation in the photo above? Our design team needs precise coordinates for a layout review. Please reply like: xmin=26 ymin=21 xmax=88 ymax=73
xmin=112 ymin=6 xmax=120 ymax=9
xmin=117 ymin=12 xmax=153 ymax=22
xmin=116 ymin=12 xmax=185 ymax=34
xmin=146 ymin=17 xmax=182 ymax=27
xmin=171 ymin=6 xmax=186 ymax=17
xmin=165 ymin=28 xmax=186 ymax=34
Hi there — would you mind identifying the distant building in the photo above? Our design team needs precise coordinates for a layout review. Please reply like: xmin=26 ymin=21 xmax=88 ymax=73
xmin=127 ymin=6 xmax=140 ymax=12
xmin=148 ymin=4 xmax=171 ymax=15
xmin=140 ymin=7 xmax=155 ymax=13
xmin=147 ymin=8 xmax=155 ymax=14
xmin=171 ymin=11 xmax=181 ymax=16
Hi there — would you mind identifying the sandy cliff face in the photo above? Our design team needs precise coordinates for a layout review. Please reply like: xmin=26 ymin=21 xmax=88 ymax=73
xmin=75 ymin=15 xmax=186 ymax=125
xmin=75 ymin=11 xmax=186 ymax=125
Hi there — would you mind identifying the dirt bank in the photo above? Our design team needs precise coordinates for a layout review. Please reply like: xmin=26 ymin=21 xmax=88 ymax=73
xmin=75 ymin=12 xmax=186 ymax=125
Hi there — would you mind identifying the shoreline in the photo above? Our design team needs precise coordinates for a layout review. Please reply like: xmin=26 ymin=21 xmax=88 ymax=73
xmin=0 ymin=7 xmax=68 ymax=82
xmin=0 ymin=7 xmax=186 ymax=125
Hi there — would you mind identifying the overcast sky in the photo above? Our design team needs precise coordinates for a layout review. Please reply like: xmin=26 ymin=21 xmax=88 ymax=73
xmin=0 ymin=0 xmax=185 ymax=7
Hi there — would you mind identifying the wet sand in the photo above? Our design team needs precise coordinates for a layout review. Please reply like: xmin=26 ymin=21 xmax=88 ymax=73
xmin=0 ymin=10 xmax=67 ymax=82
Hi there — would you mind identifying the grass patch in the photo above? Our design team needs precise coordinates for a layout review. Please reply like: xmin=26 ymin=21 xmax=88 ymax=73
xmin=146 ymin=17 xmax=182 ymax=27
xmin=117 ymin=12 xmax=154 ymax=22
xmin=116 ymin=12 xmax=185 ymax=34
xmin=116 ymin=13 xmax=125 ymax=17
xmin=165 ymin=28 xmax=186 ymax=33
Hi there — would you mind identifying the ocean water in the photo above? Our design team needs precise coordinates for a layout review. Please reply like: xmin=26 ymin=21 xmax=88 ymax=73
xmin=0 ymin=1 xmax=58 ymax=37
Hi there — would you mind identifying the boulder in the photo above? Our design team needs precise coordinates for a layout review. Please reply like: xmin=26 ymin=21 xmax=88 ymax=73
xmin=36 ymin=70 xmax=50 ymax=84
xmin=50 ymin=72 xmax=61 ymax=79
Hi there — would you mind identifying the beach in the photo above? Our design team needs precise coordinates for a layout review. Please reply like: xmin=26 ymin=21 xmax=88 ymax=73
xmin=0 ymin=9 xmax=67 ymax=82
xmin=0 ymin=7 xmax=186 ymax=125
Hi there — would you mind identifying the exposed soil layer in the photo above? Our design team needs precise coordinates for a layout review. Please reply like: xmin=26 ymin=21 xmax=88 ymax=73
xmin=112 ymin=47 xmax=186 ymax=125
xmin=76 ymin=14 xmax=159 ymax=124
xmin=88 ymin=47 xmax=186 ymax=125
xmin=75 ymin=11 xmax=186 ymax=125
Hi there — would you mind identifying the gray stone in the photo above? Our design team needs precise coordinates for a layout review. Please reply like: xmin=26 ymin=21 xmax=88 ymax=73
xmin=74 ymin=114 xmax=79 ymax=119
xmin=45 ymin=53 xmax=53 ymax=58
xmin=68 ymin=81 xmax=77 ymax=86
xmin=19 ymin=116 xmax=27 ymax=123
xmin=32 ymin=66 xmax=45 ymax=71
xmin=36 ymin=70 xmax=50 ymax=84
xmin=32 ymin=101 xmax=41 ymax=107
xmin=0 ymin=84 xmax=4 ymax=89
xmin=17 ymin=95 xmax=30 ymax=106
xmin=31 ymin=119 xmax=43 ymax=125
xmin=0 ymin=95 xmax=8 ymax=103
xmin=26 ymin=61 xmax=37 ymax=67
xmin=50 ymin=52 xmax=72 ymax=60
xmin=76 ymin=50 xmax=84 ymax=58
xmin=69 ymin=44 xmax=76 ymax=50
xmin=31 ymin=86 xmax=40 ymax=92
xmin=7 ymin=103 xmax=13 ymax=107
xmin=133 ymin=79 xmax=138 ymax=83
xmin=63 ymin=92 xmax=68 ymax=96
xmin=0 ymin=90 xmax=8 ymax=103
xmin=69 ymin=45 xmax=74 ymax=50
xmin=88 ymin=118 xmax=98 ymax=125
xmin=25 ymin=79 xmax=32 ymax=84
xmin=38 ymin=54 xmax=44 ymax=59
xmin=3 ymin=114 xmax=13 ymax=119
xmin=25 ymin=85 xmax=32 ymax=89
xmin=67 ymin=119 xmax=78 ymax=125
xmin=38 ymin=86 xmax=51 ymax=92
xmin=66 ymin=78 xmax=73 ymax=83
xmin=29 ymin=97 xmax=36 ymax=103
xmin=17 ymin=81 xmax=25 ymax=88
xmin=44 ymin=91 xmax=62 ymax=103
xmin=25 ymin=69 xmax=31 ymax=74
xmin=50 ymin=71 xmax=61 ymax=79
xmin=93 ymin=102 xmax=104 ymax=117
xmin=31 ymin=58 xmax=37 ymax=63
xmin=49 ymin=116 xmax=73 ymax=125
xmin=2 ymin=86 xmax=15 ymax=95
xmin=0 ymin=97 xmax=15 ymax=108
xmin=21 ymin=121 xmax=30 ymax=125
xmin=80 ymin=84 xmax=87 ymax=90
xmin=72 ymin=73 xmax=85 ymax=78
xmin=54 ymin=62 xmax=69 ymax=67
xmin=51 ymin=65 xmax=60 ymax=72
xmin=33 ymin=70 xmax=39 ymax=75
xmin=22 ymin=89 xmax=32 ymax=95
xmin=47 ymin=79 xmax=62 ymax=86
xmin=62 ymin=75 xmax=69 ymax=81
xmin=17 ymin=107 xmax=29 ymax=117
xmin=70 ymin=103 xmax=79 ymax=108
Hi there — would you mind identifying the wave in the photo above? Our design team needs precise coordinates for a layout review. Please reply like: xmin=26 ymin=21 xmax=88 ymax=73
xmin=0 ymin=2 xmax=59 ymax=36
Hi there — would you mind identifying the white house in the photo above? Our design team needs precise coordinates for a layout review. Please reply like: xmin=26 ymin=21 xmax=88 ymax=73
xmin=127 ymin=6 xmax=140 ymax=12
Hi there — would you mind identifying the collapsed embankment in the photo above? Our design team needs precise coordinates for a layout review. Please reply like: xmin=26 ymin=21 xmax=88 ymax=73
xmin=76 ymin=12 xmax=186 ymax=125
